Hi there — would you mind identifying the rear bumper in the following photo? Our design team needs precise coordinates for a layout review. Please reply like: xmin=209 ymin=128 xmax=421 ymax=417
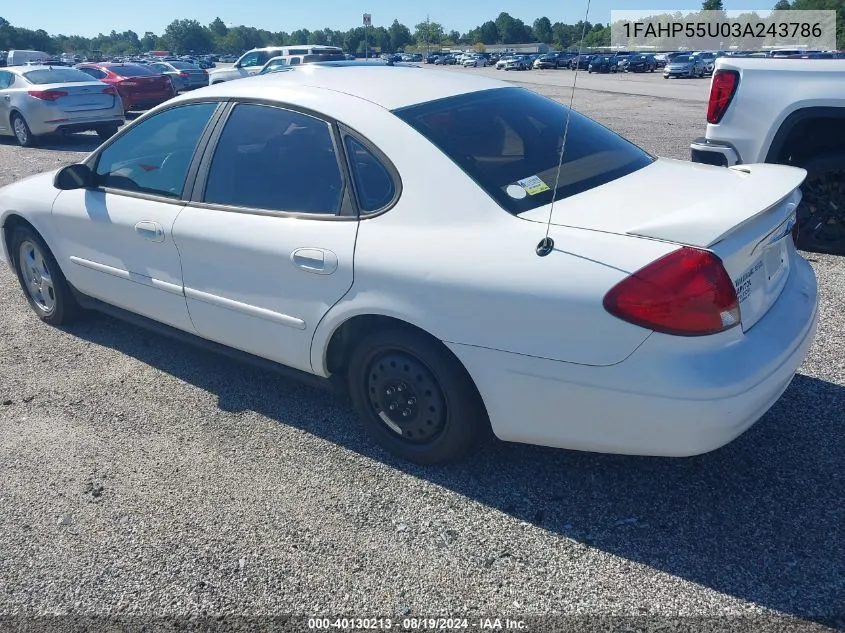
xmin=690 ymin=137 xmax=741 ymax=167
xmin=123 ymin=95 xmax=172 ymax=111
xmin=447 ymin=251 xmax=818 ymax=457
xmin=30 ymin=114 xmax=125 ymax=136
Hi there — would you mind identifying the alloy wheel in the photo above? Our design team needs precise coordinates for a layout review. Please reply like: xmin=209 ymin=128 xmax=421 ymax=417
xmin=18 ymin=240 xmax=56 ymax=314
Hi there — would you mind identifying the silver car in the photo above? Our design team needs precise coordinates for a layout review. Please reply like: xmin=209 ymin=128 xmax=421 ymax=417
xmin=147 ymin=61 xmax=208 ymax=91
xmin=0 ymin=65 xmax=125 ymax=147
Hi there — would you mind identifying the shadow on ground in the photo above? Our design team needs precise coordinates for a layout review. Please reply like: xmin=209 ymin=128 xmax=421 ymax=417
xmin=61 ymin=310 xmax=845 ymax=626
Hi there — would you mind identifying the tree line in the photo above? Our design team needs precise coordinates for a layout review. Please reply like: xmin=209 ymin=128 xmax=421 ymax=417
xmin=0 ymin=0 xmax=841 ymax=57
xmin=0 ymin=13 xmax=611 ymax=57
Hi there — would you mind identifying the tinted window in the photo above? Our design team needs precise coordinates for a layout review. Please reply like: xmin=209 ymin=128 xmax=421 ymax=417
xmin=108 ymin=64 xmax=157 ymax=77
xmin=344 ymin=136 xmax=395 ymax=212
xmin=203 ymin=103 xmax=343 ymax=214
xmin=394 ymin=87 xmax=654 ymax=215
xmin=22 ymin=68 xmax=96 ymax=84
xmin=78 ymin=67 xmax=106 ymax=79
xmin=238 ymin=52 xmax=263 ymax=67
xmin=0 ymin=71 xmax=12 ymax=89
xmin=673 ymin=56 xmax=691 ymax=62
xmin=95 ymin=103 xmax=217 ymax=198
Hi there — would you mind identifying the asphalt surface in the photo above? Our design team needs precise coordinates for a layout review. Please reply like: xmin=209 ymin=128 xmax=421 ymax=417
xmin=0 ymin=68 xmax=842 ymax=631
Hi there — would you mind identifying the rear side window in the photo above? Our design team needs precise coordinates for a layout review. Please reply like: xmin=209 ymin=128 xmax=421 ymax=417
xmin=344 ymin=136 xmax=396 ymax=212
xmin=203 ymin=103 xmax=344 ymax=215
xmin=393 ymin=87 xmax=654 ymax=215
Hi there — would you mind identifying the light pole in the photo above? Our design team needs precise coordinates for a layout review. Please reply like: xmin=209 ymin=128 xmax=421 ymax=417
xmin=363 ymin=13 xmax=371 ymax=59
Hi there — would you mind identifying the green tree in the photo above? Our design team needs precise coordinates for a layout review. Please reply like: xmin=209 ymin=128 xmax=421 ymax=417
xmin=479 ymin=20 xmax=499 ymax=44
xmin=414 ymin=20 xmax=444 ymax=49
xmin=162 ymin=19 xmax=213 ymax=54
xmin=701 ymin=0 xmax=724 ymax=9
xmin=495 ymin=12 xmax=523 ymax=44
xmin=209 ymin=17 xmax=228 ymax=38
xmin=388 ymin=19 xmax=412 ymax=51
xmin=773 ymin=0 xmax=792 ymax=7
xmin=532 ymin=17 xmax=553 ymax=43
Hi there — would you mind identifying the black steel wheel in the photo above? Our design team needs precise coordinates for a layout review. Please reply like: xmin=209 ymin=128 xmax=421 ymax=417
xmin=347 ymin=328 xmax=488 ymax=465
xmin=794 ymin=153 xmax=845 ymax=255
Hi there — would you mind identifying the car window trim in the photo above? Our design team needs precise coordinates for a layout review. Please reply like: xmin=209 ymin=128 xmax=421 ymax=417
xmin=82 ymin=99 xmax=229 ymax=204
xmin=187 ymin=98 xmax=355 ymax=221
xmin=337 ymin=123 xmax=403 ymax=219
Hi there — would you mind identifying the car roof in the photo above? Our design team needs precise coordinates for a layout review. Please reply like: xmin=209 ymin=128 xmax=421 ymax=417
xmin=182 ymin=65 xmax=511 ymax=110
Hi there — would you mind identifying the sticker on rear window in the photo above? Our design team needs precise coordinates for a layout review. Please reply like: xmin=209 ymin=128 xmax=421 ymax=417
xmin=516 ymin=175 xmax=550 ymax=195
xmin=505 ymin=184 xmax=527 ymax=199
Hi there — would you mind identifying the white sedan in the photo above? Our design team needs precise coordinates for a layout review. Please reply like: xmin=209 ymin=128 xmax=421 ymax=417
xmin=0 ymin=66 xmax=819 ymax=464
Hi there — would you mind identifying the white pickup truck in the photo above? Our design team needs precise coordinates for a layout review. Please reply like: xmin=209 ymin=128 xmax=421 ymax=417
xmin=690 ymin=56 xmax=845 ymax=254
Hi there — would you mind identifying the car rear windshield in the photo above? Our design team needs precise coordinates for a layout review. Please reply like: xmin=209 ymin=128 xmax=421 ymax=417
xmin=673 ymin=56 xmax=691 ymax=62
xmin=22 ymin=68 xmax=95 ymax=84
xmin=108 ymin=64 xmax=157 ymax=77
xmin=393 ymin=87 xmax=654 ymax=215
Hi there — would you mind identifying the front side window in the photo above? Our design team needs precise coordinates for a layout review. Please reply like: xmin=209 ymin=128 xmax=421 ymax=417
xmin=393 ymin=87 xmax=654 ymax=215
xmin=94 ymin=102 xmax=217 ymax=198
xmin=203 ymin=103 xmax=343 ymax=215
xmin=238 ymin=52 xmax=262 ymax=68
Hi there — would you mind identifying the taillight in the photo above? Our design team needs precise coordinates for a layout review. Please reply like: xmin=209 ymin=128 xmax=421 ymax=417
xmin=603 ymin=247 xmax=740 ymax=336
xmin=179 ymin=71 xmax=189 ymax=78
xmin=28 ymin=90 xmax=68 ymax=101
xmin=102 ymin=86 xmax=116 ymax=95
xmin=706 ymin=69 xmax=739 ymax=124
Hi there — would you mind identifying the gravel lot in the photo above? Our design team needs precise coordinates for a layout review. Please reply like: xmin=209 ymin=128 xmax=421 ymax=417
xmin=0 ymin=68 xmax=843 ymax=631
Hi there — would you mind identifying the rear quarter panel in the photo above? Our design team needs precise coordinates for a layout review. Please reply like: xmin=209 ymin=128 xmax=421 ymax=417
xmin=705 ymin=58 xmax=845 ymax=163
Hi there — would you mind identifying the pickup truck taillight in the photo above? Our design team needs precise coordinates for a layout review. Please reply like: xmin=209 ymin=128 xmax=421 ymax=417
xmin=707 ymin=69 xmax=740 ymax=124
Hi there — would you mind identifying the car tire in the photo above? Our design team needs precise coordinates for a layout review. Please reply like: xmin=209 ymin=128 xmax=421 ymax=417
xmin=10 ymin=226 xmax=81 ymax=326
xmin=96 ymin=125 xmax=119 ymax=141
xmin=347 ymin=327 xmax=489 ymax=465
xmin=11 ymin=113 xmax=37 ymax=147
xmin=794 ymin=152 xmax=845 ymax=255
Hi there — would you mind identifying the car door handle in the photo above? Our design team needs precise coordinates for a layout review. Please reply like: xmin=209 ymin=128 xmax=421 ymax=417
xmin=291 ymin=248 xmax=338 ymax=275
xmin=134 ymin=221 xmax=165 ymax=242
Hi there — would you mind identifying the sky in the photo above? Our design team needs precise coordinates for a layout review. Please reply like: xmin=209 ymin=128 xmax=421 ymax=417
xmin=3 ymin=0 xmax=779 ymax=38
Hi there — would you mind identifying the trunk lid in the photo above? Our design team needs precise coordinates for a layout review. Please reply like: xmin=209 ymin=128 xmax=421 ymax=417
xmin=519 ymin=158 xmax=806 ymax=332
xmin=34 ymin=81 xmax=116 ymax=112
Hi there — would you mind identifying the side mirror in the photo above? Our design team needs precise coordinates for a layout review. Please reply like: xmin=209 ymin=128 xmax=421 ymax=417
xmin=54 ymin=163 xmax=95 ymax=190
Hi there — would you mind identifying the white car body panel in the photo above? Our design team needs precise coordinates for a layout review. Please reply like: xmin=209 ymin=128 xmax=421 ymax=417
xmin=449 ymin=245 xmax=817 ymax=455
xmin=50 ymin=189 xmax=195 ymax=332
xmin=172 ymin=208 xmax=358 ymax=374
xmin=0 ymin=67 xmax=820 ymax=458
xmin=697 ymin=57 xmax=845 ymax=165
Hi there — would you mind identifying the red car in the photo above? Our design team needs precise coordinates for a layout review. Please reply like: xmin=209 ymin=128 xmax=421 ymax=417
xmin=75 ymin=63 xmax=174 ymax=114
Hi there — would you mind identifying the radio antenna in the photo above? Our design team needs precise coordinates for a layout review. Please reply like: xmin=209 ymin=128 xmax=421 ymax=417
xmin=536 ymin=0 xmax=593 ymax=257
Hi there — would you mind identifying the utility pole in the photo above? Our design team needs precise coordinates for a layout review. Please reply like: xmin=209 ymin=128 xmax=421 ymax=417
xmin=363 ymin=13 xmax=371 ymax=59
